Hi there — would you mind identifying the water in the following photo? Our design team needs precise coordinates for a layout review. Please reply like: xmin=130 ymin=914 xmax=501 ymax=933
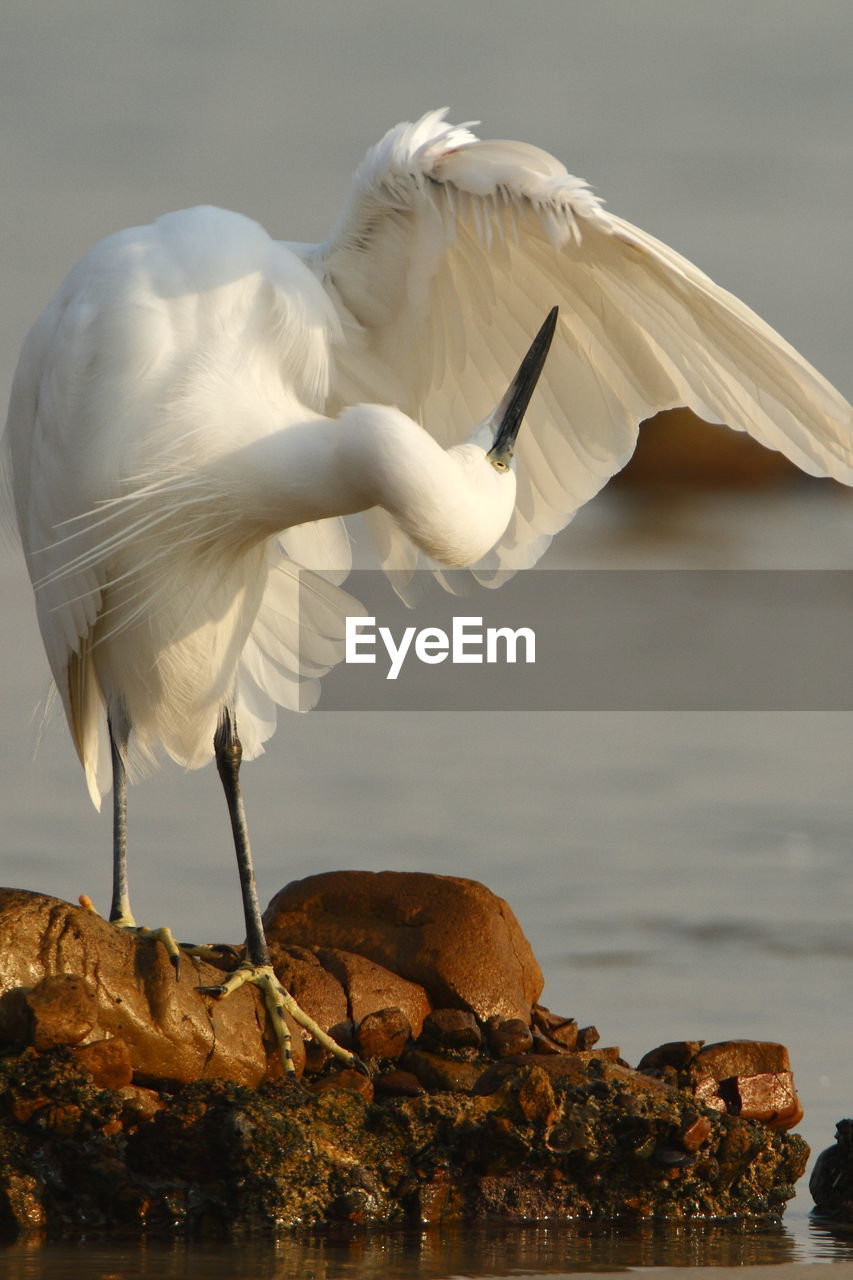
xmin=1 ymin=3 xmax=851 ymax=1275
xmin=1 ymin=1220 xmax=852 ymax=1278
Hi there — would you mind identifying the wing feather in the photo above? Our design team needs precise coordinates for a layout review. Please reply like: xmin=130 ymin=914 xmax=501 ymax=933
xmin=307 ymin=110 xmax=852 ymax=584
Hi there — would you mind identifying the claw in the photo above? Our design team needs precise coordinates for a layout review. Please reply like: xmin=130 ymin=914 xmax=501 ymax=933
xmin=199 ymin=961 xmax=355 ymax=1075
xmin=180 ymin=942 xmax=243 ymax=965
xmin=79 ymin=894 xmax=183 ymax=975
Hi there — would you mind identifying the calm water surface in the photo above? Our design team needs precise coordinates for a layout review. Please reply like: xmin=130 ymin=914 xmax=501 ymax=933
xmin=1 ymin=1219 xmax=853 ymax=1278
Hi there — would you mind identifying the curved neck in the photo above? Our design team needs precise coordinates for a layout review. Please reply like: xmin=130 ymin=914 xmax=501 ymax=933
xmin=219 ymin=405 xmax=513 ymax=568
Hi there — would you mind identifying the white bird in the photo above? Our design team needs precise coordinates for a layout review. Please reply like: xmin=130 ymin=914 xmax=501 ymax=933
xmin=4 ymin=110 xmax=852 ymax=1071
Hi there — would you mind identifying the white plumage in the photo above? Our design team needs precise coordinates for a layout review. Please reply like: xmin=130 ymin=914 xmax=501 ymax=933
xmin=8 ymin=110 xmax=851 ymax=808
xmin=4 ymin=111 xmax=851 ymax=1066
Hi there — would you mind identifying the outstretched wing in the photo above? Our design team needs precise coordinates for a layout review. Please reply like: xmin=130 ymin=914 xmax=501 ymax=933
xmin=301 ymin=109 xmax=853 ymax=585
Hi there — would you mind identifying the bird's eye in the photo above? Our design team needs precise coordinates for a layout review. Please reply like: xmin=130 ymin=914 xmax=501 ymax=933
xmin=491 ymin=457 xmax=509 ymax=473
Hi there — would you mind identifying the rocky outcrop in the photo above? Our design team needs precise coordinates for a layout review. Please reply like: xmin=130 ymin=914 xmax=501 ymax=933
xmin=0 ymin=875 xmax=810 ymax=1238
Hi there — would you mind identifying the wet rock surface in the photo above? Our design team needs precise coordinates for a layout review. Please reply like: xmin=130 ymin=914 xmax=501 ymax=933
xmin=810 ymin=1119 xmax=853 ymax=1223
xmin=263 ymin=870 xmax=544 ymax=1022
xmin=0 ymin=876 xmax=810 ymax=1239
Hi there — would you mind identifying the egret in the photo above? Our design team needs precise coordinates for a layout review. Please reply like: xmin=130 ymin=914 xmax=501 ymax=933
xmin=4 ymin=110 xmax=852 ymax=1072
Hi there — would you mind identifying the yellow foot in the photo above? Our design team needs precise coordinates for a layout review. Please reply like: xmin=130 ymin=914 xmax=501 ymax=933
xmin=197 ymin=961 xmax=357 ymax=1076
xmin=77 ymin=894 xmax=237 ymax=979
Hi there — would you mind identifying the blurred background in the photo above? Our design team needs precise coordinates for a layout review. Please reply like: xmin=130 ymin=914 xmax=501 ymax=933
xmin=1 ymin=0 xmax=851 ymax=1245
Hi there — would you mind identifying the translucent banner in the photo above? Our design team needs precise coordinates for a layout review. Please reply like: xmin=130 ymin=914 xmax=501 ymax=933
xmin=295 ymin=569 xmax=853 ymax=711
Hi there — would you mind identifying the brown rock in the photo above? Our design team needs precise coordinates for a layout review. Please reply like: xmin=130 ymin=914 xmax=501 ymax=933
xmin=420 ymin=1008 xmax=482 ymax=1050
xmin=399 ymin=1048 xmax=485 ymax=1094
xmin=310 ymin=1069 xmax=374 ymax=1103
xmin=532 ymin=1007 xmax=578 ymax=1051
xmin=474 ymin=1055 xmax=588 ymax=1095
xmin=681 ymin=1115 xmax=713 ymax=1151
xmin=571 ymin=1047 xmax=622 ymax=1065
xmin=0 ymin=888 xmax=281 ymax=1085
xmin=530 ymin=1027 xmax=568 ymax=1055
xmin=637 ymin=1040 xmax=705 ymax=1073
xmin=72 ymin=1038 xmax=133 ymax=1090
xmin=475 ymin=1054 xmax=672 ymax=1099
xmin=487 ymin=1017 xmax=534 ymax=1058
xmin=24 ymin=974 xmax=98 ymax=1050
xmin=694 ymin=1076 xmax=727 ymax=1112
xmin=688 ymin=1043 xmax=802 ymax=1131
xmin=723 ymin=1072 xmax=803 ymax=1131
xmin=375 ymin=1068 xmax=425 ymax=1097
xmin=576 ymin=1025 xmax=600 ymax=1050
xmin=693 ymin=1040 xmax=791 ymax=1080
xmin=516 ymin=1065 xmax=558 ymax=1126
xmin=356 ymin=1008 xmax=412 ymax=1060
xmin=314 ymin=947 xmax=430 ymax=1038
xmin=263 ymin=871 xmax=543 ymax=1023
xmin=117 ymin=1084 xmax=164 ymax=1127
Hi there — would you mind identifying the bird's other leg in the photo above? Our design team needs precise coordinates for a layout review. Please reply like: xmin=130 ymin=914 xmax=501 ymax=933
xmin=108 ymin=709 xmax=132 ymax=926
xmin=198 ymin=708 xmax=356 ymax=1075
xmin=79 ymin=710 xmax=184 ymax=975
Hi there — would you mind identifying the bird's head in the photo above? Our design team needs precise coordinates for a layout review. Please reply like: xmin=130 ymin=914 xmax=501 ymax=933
xmin=440 ymin=307 xmax=558 ymax=565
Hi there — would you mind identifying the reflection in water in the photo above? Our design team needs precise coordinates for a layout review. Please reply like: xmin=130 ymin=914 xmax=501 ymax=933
xmin=2 ymin=1219 xmax=853 ymax=1279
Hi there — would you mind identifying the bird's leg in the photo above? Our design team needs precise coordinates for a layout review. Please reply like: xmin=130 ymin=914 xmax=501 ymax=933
xmin=84 ymin=712 xmax=184 ymax=974
xmin=198 ymin=708 xmax=356 ymax=1075
xmin=108 ymin=711 xmax=131 ymax=926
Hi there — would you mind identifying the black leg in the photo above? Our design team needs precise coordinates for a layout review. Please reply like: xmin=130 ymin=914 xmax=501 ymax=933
xmin=214 ymin=708 xmax=271 ymax=968
xmin=103 ymin=708 xmax=181 ymax=974
xmin=203 ymin=707 xmax=355 ymax=1074
xmin=108 ymin=712 xmax=131 ymax=924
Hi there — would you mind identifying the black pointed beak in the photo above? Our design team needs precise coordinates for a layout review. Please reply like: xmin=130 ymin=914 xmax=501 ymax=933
xmin=487 ymin=306 xmax=559 ymax=471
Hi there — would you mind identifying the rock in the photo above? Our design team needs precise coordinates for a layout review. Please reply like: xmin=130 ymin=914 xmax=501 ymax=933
xmin=723 ymin=1071 xmax=803 ymax=1131
xmin=810 ymin=1119 xmax=853 ymax=1222
xmin=356 ymin=1008 xmax=412 ymax=1060
xmin=486 ymin=1017 xmax=534 ymax=1058
xmin=72 ymin=1039 xmax=133 ymax=1090
xmin=638 ymin=1040 xmax=705 ymax=1072
xmin=117 ymin=1085 xmax=164 ymax=1129
xmin=375 ymin=1068 xmax=425 ymax=1098
xmin=515 ymin=1064 xmax=558 ymax=1126
xmin=475 ymin=1054 xmax=671 ymax=1102
xmin=419 ymin=1008 xmax=482 ymax=1051
xmin=313 ymin=947 xmax=430 ymax=1038
xmin=0 ymin=889 xmax=280 ymax=1085
xmin=576 ymin=1025 xmax=600 ymax=1050
xmin=530 ymin=1027 xmax=568 ymax=1055
xmin=310 ymin=1069 xmax=374 ymax=1104
xmin=24 ymin=975 xmax=98 ymax=1050
xmin=0 ymin=875 xmax=813 ymax=1238
xmin=474 ymin=1055 xmax=587 ymax=1095
xmin=263 ymin=871 xmax=543 ymax=1022
xmin=691 ymin=1042 xmax=802 ymax=1131
xmin=639 ymin=1039 xmax=803 ymax=1132
xmin=532 ymin=1005 xmax=578 ymax=1050
xmin=693 ymin=1040 xmax=791 ymax=1080
xmin=399 ymin=1048 xmax=486 ymax=1094
xmin=680 ymin=1115 xmax=713 ymax=1151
